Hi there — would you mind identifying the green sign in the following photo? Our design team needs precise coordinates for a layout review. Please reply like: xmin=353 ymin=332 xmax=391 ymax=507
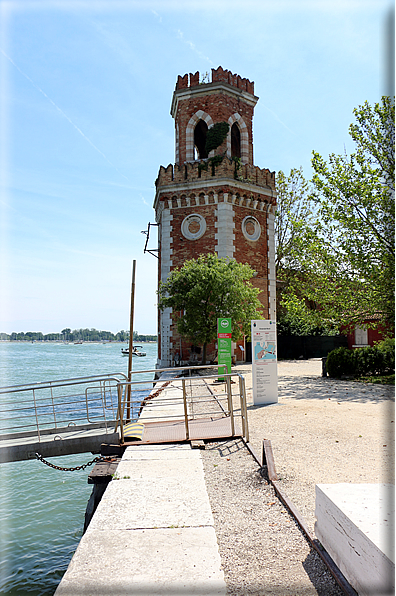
xmin=217 ymin=318 xmax=232 ymax=334
xmin=217 ymin=318 xmax=232 ymax=379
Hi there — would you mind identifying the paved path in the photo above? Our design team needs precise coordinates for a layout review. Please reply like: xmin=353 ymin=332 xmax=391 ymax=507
xmin=55 ymin=376 xmax=226 ymax=596
xmin=55 ymin=443 xmax=226 ymax=596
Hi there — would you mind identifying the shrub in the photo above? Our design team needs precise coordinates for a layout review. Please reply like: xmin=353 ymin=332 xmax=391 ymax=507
xmin=326 ymin=347 xmax=355 ymax=378
xmin=353 ymin=346 xmax=382 ymax=376
xmin=375 ymin=338 xmax=395 ymax=373
xmin=326 ymin=339 xmax=395 ymax=378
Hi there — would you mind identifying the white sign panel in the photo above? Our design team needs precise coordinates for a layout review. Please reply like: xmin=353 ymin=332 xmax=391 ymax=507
xmin=251 ymin=320 xmax=278 ymax=405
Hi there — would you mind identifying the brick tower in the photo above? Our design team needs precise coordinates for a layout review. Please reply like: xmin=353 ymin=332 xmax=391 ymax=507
xmin=153 ymin=67 xmax=276 ymax=367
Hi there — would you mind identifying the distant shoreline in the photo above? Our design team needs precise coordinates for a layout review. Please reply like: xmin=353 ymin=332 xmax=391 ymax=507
xmin=0 ymin=339 xmax=158 ymax=344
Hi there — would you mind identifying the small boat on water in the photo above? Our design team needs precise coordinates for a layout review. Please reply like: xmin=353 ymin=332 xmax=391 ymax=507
xmin=121 ymin=345 xmax=146 ymax=357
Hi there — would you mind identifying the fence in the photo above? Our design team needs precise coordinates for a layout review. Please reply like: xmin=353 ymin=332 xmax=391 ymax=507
xmin=0 ymin=365 xmax=249 ymax=446
xmin=115 ymin=365 xmax=249 ymax=444
xmin=0 ymin=373 xmax=129 ymax=442
xmin=277 ymin=335 xmax=348 ymax=360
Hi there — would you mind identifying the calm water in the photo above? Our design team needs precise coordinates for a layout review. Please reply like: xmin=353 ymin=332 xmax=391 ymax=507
xmin=0 ymin=341 xmax=158 ymax=595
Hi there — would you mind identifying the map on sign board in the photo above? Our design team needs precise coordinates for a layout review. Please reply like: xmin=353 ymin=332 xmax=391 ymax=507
xmin=251 ymin=320 xmax=278 ymax=405
xmin=254 ymin=341 xmax=276 ymax=360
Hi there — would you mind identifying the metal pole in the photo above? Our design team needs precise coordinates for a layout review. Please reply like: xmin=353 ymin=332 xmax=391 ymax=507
xmin=182 ymin=379 xmax=189 ymax=440
xmin=117 ymin=384 xmax=124 ymax=444
xmin=126 ymin=260 xmax=136 ymax=422
xmin=242 ymin=376 xmax=249 ymax=442
xmin=32 ymin=389 xmax=41 ymax=442
xmin=239 ymin=375 xmax=245 ymax=438
xmin=226 ymin=376 xmax=235 ymax=436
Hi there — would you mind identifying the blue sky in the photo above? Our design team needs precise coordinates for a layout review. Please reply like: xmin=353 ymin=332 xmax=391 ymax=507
xmin=0 ymin=0 xmax=393 ymax=335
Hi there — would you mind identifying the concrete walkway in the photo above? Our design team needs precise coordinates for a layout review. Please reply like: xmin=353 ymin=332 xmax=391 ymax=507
xmin=55 ymin=377 xmax=226 ymax=596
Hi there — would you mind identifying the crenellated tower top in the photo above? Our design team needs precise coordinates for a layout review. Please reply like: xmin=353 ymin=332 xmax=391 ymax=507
xmin=171 ymin=67 xmax=258 ymax=166
xmin=175 ymin=66 xmax=255 ymax=94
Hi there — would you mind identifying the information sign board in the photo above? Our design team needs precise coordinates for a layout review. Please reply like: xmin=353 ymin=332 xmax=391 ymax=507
xmin=251 ymin=320 xmax=278 ymax=404
xmin=217 ymin=318 xmax=232 ymax=379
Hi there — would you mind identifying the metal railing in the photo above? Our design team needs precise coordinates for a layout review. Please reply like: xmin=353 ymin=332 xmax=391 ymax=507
xmin=115 ymin=365 xmax=249 ymax=444
xmin=0 ymin=373 xmax=128 ymax=442
xmin=0 ymin=366 xmax=249 ymax=446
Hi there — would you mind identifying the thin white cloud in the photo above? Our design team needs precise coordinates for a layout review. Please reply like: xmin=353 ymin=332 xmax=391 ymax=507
xmin=176 ymin=29 xmax=213 ymax=65
xmin=0 ymin=46 xmax=130 ymax=181
xmin=140 ymin=194 xmax=151 ymax=207
xmin=151 ymin=9 xmax=162 ymax=22
xmin=98 ymin=180 xmax=153 ymax=192
xmin=261 ymin=102 xmax=295 ymax=135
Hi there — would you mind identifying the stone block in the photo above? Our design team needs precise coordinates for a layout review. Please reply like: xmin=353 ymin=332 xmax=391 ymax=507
xmin=315 ymin=483 xmax=395 ymax=596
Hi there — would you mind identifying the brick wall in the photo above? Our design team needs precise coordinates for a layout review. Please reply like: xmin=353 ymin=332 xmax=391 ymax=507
xmin=172 ymin=68 xmax=257 ymax=165
xmin=171 ymin=204 xmax=217 ymax=266
xmin=155 ymin=189 xmax=275 ymax=364
xmin=155 ymin=159 xmax=275 ymax=191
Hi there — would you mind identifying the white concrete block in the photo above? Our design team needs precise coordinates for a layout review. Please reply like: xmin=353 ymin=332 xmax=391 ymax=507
xmin=315 ymin=483 xmax=395 ymax=596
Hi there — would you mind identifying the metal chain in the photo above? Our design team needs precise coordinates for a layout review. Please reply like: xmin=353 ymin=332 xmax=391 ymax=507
xmin=35 ymin=452 xmax=106 ymax=471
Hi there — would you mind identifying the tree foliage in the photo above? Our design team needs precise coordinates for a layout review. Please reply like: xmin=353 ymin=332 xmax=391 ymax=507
xmin=274 ymin=169 xmax=336 ymax=335
xmin=276 ymin=98 xmax=395 ymax=335
xmin=3 ymin=329 xmax=157 ymax=342
xmin=326 ymin=339 xmax=395 ymax=378
xmin=311 ymin=96 xmax=395 ymax=330
xmin=158 ymin=253 xmax=264 ymax=363
xmin=275 ymin=168 xmax=316 ymax=272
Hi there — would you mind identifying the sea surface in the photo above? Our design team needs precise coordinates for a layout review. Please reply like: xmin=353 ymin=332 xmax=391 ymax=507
xmin=0 ymin=341 xmax=158 ymax=595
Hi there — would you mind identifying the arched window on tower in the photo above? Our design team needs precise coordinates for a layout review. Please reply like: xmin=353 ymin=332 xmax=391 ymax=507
xmin=231 ymin=122 xmax=241 ymax=158
xmin=194 ymin=120 xmax=208 ymax=159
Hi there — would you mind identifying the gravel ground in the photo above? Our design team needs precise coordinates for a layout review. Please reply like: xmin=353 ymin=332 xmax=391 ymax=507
xmin=189 ymin=360 xmax=394 ymax=595
xmin=237 ymin=359 xmax=395 ymax=534
xmin=201 ymin=438 xmax=344 ymax=595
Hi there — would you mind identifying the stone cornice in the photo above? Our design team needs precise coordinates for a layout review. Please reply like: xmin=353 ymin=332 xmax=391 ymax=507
xmin=154 ymin=176 xmax=276 ymax=212
xmin=171 ymin=81 xmax=259 ymax=118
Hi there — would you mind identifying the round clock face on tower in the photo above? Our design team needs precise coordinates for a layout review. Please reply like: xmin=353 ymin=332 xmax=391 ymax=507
xmin=241 ymin=216 xmax=261 ymax=242
xmin=181 ymin=213 xmax=207 ymax=240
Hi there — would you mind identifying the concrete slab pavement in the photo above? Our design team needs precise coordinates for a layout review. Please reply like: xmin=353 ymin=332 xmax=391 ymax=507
xmin=55 ymin=441 xmax=226 ymax=596
xmin=55 ymin=526 xmax=225 ymax=596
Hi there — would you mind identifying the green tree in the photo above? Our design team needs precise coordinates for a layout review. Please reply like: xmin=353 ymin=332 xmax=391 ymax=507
xmin=311 ymin=96 xmax=395 ymax=330
xmin=275 ymin=99 xmax=394 ymax=335
xmin=158 ymin=253 xmax=264 ymax=364
xmin=274 ymin=169 xmax=336 ymax=335
xmin=116 ymin=330 xmax=128 ymax=342
xmin=275 ymin=168 xmax=316 ymax=273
